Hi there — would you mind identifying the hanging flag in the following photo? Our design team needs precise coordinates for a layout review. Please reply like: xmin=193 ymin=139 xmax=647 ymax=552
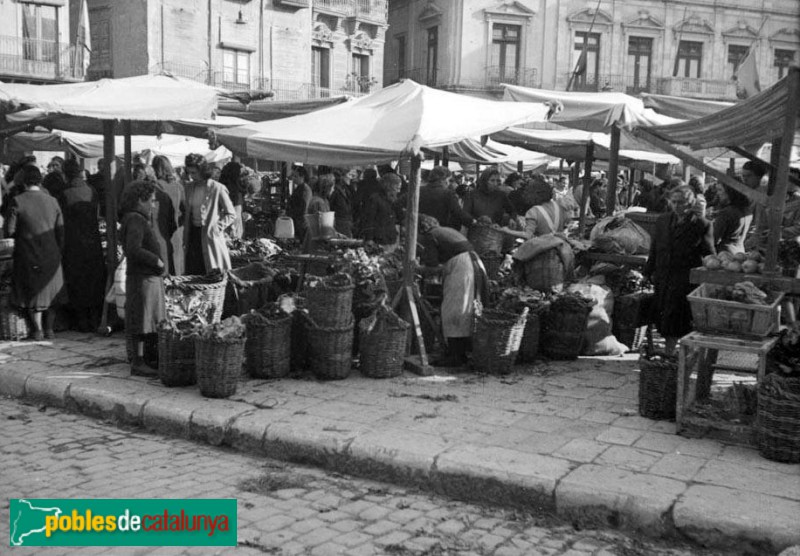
xmin=734 ymin=46 xmax=761 ymax=99
xmin=77 ymin=0 xmax=92 ymax=73
xmin=574 ymin=49 xmax=587 ymax=76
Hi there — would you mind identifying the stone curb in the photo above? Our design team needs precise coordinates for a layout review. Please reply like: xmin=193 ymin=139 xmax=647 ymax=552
xmin=2 ymin=368 xmax=797 ymax=554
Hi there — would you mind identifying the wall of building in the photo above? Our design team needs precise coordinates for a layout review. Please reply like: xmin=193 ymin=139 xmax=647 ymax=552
xmin=87 ymin=0 xmax=149 ymax=78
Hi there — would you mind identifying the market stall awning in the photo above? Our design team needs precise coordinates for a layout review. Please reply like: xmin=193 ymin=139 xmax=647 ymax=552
xmin=214 ymin=79 xmax=550 ymax=165
xmin=491 ymin=126 xmax=679 ymax=166
xmin=502 ymin=84 xmax=680 ymax=133
xmin=216 ymin=96 xmax=350 ymax=122
xmin=425 ymin=138 xmax=555 ymax=173
xmin=635 ymin=73 xmax=800 ymax=150
xmin=640 ymin=93 xmax=733 ymax=120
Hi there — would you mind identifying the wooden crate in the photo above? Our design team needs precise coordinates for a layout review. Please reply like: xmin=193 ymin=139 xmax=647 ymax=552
xmin=687 ymin=283 xmax=783 ymax=338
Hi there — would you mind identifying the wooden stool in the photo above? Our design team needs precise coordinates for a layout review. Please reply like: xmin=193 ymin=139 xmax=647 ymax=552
xmin=676 ymin=331 xmax=779 ymax=432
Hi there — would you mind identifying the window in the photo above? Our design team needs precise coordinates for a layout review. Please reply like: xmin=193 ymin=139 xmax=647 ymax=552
xmin=222 ymin=49 xmax=250 ymax=85
xmin=352 ymin=53 xmax=371 ymax=92
xmin=675 ymin=40 xmax=702 ymax=78
xmin=627 ymin=36 xmax=652 ymax=93
xmin=426 ymin=26 xmax=438 ymax=86
xmin=775 ymin=49 xmax=796 ymax=79
xmin=573 ymin=32 xmax=600 ymax=91
xmin=311 ymin=47 xmax=330 ymax=89
xmin=21 ymin=3 xmax=58 ymax=62
xmin=396 ymin=35 xmax=406 ymax=80
xmin=727 ymin=44 xmax=749 ymax=78
xmin=490 ymin=24 xmax=521 ymax=83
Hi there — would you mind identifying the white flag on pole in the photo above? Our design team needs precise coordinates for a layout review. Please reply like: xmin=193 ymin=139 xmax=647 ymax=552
xmin=734 ymin=46 xmax=761 ymax=99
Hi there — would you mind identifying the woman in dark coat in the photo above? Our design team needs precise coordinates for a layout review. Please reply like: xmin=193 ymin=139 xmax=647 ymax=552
xmin=151 ymin=155 xmax=185 ymax=275
xmin=462 ymin=168 xmax=515 ymax=225
xmin=120 ymin=180 xmax=165 ymax=376
xmin=361 ymin=173 xmax=400 ymax=246
xmin=329 ymin=173 xmax=354 ymax=237
xmin=59 ymin=159 xmax=106 ymax=331
xmin=219 ymin=161 xmax=244 ymax=239
xmin=644 ymin=185 xmax=715 ymax=355
xmin=712 ymin=183 xmax=752 ymax=255
xmin=5 ymin=166 xmax=67 ymax=340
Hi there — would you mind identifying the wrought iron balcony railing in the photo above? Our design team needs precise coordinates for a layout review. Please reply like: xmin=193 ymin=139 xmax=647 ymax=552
xmin=560 ymin=72 xmax=655 ymax=94
xmin=485 ymin=65 xmax=538 ymax=88
xmin=153 ymin=61 xmax=270 ymax=92
xmin=0 ymin=35 xmax=85 ymax=82
xmin=656 ymin=76 xmax=737 ymax=100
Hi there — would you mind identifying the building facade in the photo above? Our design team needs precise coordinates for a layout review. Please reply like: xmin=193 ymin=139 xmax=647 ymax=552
xmin=85 ymin=0 xmax=387 ymax=99
xmin=384 ymin=0 xmax=800 ymax=100
xmin=0 ymin=0 xmax=88 ymax=83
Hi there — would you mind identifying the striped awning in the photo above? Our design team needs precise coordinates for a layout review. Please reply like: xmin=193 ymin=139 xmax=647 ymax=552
xmin=639 ymin=68 xmax=799 ymax=150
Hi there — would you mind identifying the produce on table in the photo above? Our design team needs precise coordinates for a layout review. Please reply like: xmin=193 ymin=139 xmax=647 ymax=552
xmin=702 ymin=250 xmax=766 ymax=274
xmin=709 ymin=281 xmax=772 ymax=305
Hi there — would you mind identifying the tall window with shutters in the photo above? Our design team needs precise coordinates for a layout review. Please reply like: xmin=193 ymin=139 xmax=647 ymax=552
xmin=490 ymin=24 xmax=521 ymax=83
xmin=627 ymin=36 xmax=652 ymax=93
xmin=573 ymin=32 xmax=600 ymax=91
xmin=222 ymin=49 xmax=250 ymax=86
xmin=676 ymin=41 xmax=702 ymax=78
xmin=21 ymin=3 xmax=58 ymax=62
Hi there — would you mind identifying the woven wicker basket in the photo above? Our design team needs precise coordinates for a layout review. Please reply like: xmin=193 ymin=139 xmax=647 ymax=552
xmin=224 ymin=262 xmax=274 ymax=318
xmin=0 ymin=290 xmax=29 ymax=341
xmin=165 ymin=273 xmax=228 ymax=323
xmin=638 ymin=352 xmax=678 ymax=420
xmin=472 ymin=307 xmax=529 ymax=375
xmin=304 ymin=274 xmax=354 ymax=328
xmin=194 ymin=335 xmax=245 ymax=398
xmin=523 ymin=249 xmax=565 ymax=291
xmin=468 ymin=223 xmax=505 ymax=254
xmin=306 ymin=317 xmax=354 ymax=380
xmin=290 ymin=298 xmax=309 ymax=373
xmin=244 ymin=310 xmax=292 ymax=379
xmin=757 ymin=373 xmax=800 ymax=463
xmin=480 ymin=252 xmax=504 ymax=281
xmin=157 ymin=327 xmax=196 ymax=387
xmin=360 ymin=307 xmax=409 ymax=379
xmin=517 ymin=308 xmax=543 ymax=364
xmin=541 ymin=304 xmax=590 ymax=360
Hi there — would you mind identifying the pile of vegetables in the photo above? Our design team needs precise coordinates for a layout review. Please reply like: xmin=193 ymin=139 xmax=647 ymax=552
xmin=702 ymin=251 xmax=763 ymax=274
xmin=602 ymin=267 xmax=648 ymax=297
xmin=496 ymin=286 xmax=548 ymax=314
xmin=547 ymin=290 xmax=596 ymax=314
xmin=160 ymin=291 xmax=214 ymax=339
xmin=227 ymin=238 xmax=282 ymax=260
xmin=711 ymin=281 xmax=771 ymax=305
xmin=197 ymin=315 xmax=246 ymax=341
xmin=768 ymin=323 xmax=800 ymax=376
xmin=241 ymin=303 xmax=290 ymax=326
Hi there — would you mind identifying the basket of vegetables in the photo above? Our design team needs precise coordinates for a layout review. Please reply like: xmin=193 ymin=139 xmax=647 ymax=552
xmin=194 ymin=316 xmax=246 ymax=398
xmin=472 ymin=303 xmax=529 ymax=375
xmin=541 ymin=291 xmax=594 ymax=360
xmin=498 ymin=288 xmax=548 ymax=364
xmin=687 ymin=282 xmax=783 ymax=338
xmin=224 ymin=261 xmax=275 ymax=318
xmin=242 ymin=304 xmax=292 ymax=379
xmin=359 ymin=305 xmax=409 ymax=379
xmin=468 ymin=218 xmax=505 ymax=255
xmin=303 ymin=272 xmax=354 ymax=328
xmin=165 ymin=271 xmax=228 ymax=323
xmin=157 ymin=293 xmax=213 ymax=387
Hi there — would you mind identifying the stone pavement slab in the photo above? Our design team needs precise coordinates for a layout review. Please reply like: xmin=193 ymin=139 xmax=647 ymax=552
xmin=1 ymin=331 xmax=799 ymax=554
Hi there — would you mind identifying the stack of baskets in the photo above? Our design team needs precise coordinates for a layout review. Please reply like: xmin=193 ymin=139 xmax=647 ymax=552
xmin=243 ymin=305 xmax=292 ymax=379
xmin=157 ymin=326 xmax=196 ymax=387
xmin=360 ymin=305 xmax=410 ymax=378
xmin=304 ymin=274 xmax=355 ymax=380
xmin=0 ymin=289 xmax=29 ymax=341
xmin=757 ymin=373 xmax=800 ymax=463
xmin=472 ymin=306 xmax=529 ymax=375
xmin=165 ymin=273 xmax=228 ymax=323
xmin=224 ymin=262 xmax=275 ymax=318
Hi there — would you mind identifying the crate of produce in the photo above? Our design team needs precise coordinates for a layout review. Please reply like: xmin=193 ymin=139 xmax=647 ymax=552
xmin=687 ymin=283 xmax=784 ymax=338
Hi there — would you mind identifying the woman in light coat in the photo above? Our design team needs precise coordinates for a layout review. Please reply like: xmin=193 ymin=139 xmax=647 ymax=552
xmin=183 ymin=154 xmax=235 ymax=274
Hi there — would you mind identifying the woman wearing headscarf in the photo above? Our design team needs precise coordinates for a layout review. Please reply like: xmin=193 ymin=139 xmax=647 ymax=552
xmin=151 ymin=155 xmax=186 ymax=275
xmin=183 ymin=154 xmax=235 ymax=275
xmin=417 ymin=214 xmax=487 ymax=367
xmin=463 ymin=168 xmax=515 ymax=226
xmin=58 ymin=159 xmax=106 ymax=331
xmin=5 ymin=166 xmax=67 ymax=340
xmin=120 ymin=180 xmax=165 ymax=375
xmin=328 ymin=171 xmax=354 ymax=237
xmin=712 ymin=183 xmax=752 ymax=255
xmin=219 ymin=161 xmax=244 ymax=239
xmin=360 ymin=173 xmax=400 ymax=247
xmin=42 ymin=156 xmax=67 ymax=198
xmin=644 ymin=185 xmax=715 ymax=355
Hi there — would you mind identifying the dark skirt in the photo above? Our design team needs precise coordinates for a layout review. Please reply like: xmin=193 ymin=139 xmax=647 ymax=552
xmin=185 ymin=225 xmax=206 ymax=275
xmin=11 ymin=258 xmax=67 ymax=311
xmin=125 ymin=274 xmax=165 ymax=335
xmin=651 ymin=272 xmax=693 ymax=338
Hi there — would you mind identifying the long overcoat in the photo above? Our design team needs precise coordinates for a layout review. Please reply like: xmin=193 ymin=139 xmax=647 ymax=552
xmin=183 ymin=179 xmax=235 ymax=272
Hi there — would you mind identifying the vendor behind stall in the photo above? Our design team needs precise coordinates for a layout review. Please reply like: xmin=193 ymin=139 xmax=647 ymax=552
xmin=462 ymin=168 xmax=515 ymax=226
xmin=417 ymin=215 xmax=487 ymax=367
xmin=712 ymin=183 xmax=753 ymax=255
xmin=644 ymin=185 xmax=715 ymax=355
xmin=419 ymin=166 xmax=476 ymax=231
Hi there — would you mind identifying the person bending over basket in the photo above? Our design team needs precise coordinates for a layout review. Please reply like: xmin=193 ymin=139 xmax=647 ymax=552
xmin=120 ymin=180 xmax=166 ymax=376
xmin=644 ymin=185 xmax=715 ymax=356
xmin=417 ymin=214 xmax=488 ymax=367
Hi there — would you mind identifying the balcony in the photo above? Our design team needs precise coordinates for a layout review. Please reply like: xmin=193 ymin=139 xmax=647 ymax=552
xmin=0 ymin=35 xmax=85 ymax=83
xmin=154 ymin=62 xmax=270 ymax=92
xmin=560 ymin=73 xmax=658 ymax=94
xmin=656 ymin=76 xmax=737 ymax=101
xmin=485 ymin=66 xmax=538 ymax=88
xmin=313 ymin=0 xmax=387 ymax=22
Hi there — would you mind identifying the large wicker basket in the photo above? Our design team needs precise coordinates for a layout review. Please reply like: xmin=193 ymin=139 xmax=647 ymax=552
xmin=244 ymin=309 xmax=292 ymax=379
xmin=757 ymin=373 xmax=800 ymax=463
xmin=289 ymin=297 xmax=309 ymax=373
xmin=157 ymin=327 xmax=196 ymax=387
xmin=306 ymin=317 xmax=354 ymax=380
xmin=304 ymin=273 xmax=354 ymax=328
xmin=0 ymin=290 xmax=29 ymax=341
xmin=224 ymin=262 xmax=274 ymax=318
xmin=472 ymin=307 xmax=529 ymax=375
xmin=165 ymin=273 xmax=228 ymax=323
xmin=517 ymin=307 xmax=545 ymax=363
xmin=613 ymin=292 xmax=653 ymax=352
xmin=541 ymin=303 xmax=591 ymax=360
xmin=638 ymin=351 xmax=678 ymax=420
xmin=360 ymin=307 xmax=409 ymax=379
xmin=194 ymin=335 xmax=245 ymax=398
xmin=468 ymin=223 xmax=505 ymax=255
xmin=523 ymin=249 xmax=566 ymax=291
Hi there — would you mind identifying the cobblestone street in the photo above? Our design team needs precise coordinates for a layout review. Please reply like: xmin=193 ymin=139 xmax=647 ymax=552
xmin=1 ymin=397 xmax=725 ymax=556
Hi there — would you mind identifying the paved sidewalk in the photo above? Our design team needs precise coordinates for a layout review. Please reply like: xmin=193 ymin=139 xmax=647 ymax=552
xmin=1 ymin=332 xmax=798 ymax=554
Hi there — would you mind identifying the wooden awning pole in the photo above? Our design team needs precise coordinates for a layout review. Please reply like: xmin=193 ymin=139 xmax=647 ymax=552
xmin=517 ymin=160 xmax=524 ymax=173
xmin=102 ymin=120 xmax=117 ymax=275
xmin=578 ymin=141 xmax=594 ymax=237
xmin=764 ymin=67 xmax=800 ymax=273
xmin=404 ymin=155 xmax=421 ymax=287
xmin=442 ymin=146 xmax=449 ymax=168
xmin=123 ymin=120 xmax=133 ymax=185
xmin=606 ymin=124 xmax=620 ymax=215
